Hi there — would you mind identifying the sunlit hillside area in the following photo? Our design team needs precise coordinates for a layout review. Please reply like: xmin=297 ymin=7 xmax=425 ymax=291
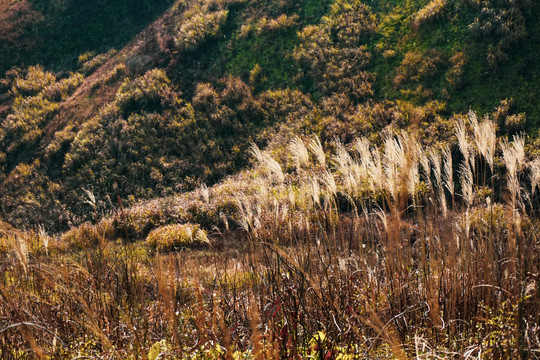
xmin=1 ymin=0 xmax=540 ymax=358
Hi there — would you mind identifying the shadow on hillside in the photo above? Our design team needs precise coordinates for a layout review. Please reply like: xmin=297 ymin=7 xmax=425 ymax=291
xmin=0 ymin=0 xmax=172 ymax=74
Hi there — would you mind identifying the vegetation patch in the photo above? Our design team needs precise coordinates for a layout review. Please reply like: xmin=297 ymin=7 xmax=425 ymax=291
xmin=146 ymin=223 xmax=209 ymax=251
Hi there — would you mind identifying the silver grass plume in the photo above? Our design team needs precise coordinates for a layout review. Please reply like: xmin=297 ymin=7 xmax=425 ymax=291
xmin=289 ymin=136 xmax=310 ymax=170
xmin=430 ymin=148 xmax=447 ymax=217
xmin=459 ymin=162 xmax=474 ymax=208
xmin=442 ymin=145 xmax=454 ymax=198
xmin=250 ymin=143 xmax=284 ymax=183
xmin=501 ymin=136 xmax=525 ymax=210
xmin=471 ymin=112 xmax=497 ymax=173
xmin=309 ymin=136 xmax=326 ymax=167
xmin=455 ymin=117 xmax=470 ymax=169
xmin=529 ymin=157 xmax=540 ymax=196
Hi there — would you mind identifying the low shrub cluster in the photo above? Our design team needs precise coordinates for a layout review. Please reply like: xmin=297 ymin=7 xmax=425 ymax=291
xmin=393 ymin=50 xmax=445 ymax=88
xmin=78 ymin=49 xmax=117 ymax=76
xmin=10 ymin=65 xmax=56 ymax=97
xmin=173 ymin=1 xmax=230 ymax=52
xmin=413 ymin=0 xmax=447 ymax=28
xmin=238 ymin=13 xmax=299 ymax=38
xmin=146 ymin=223 xmax=209 ymax=251
xmin=294 ymin=0 xmax=376 ymax=100
xmin=468 ymin=0 xmax=533 ymax=68
xmin=446 ymin=51 xmax=467 ymax=88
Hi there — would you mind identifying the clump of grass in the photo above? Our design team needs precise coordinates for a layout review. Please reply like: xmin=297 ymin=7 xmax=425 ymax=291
xmin=61 ymin=221 xmax=105 ymax=249
xmin=413 ymin=0 xmax=447 ymax=28
xmin=173 ymin=1 xmax=229 ymax=53
xmin=78 ymin=49 xmax=117 ymax=76
xmin=146 ymin=223 xmax=209 ymax=251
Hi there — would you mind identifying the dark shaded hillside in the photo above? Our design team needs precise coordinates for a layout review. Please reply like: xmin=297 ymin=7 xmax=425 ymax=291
xmin=0 ymin=0 xmax=171 ymax=74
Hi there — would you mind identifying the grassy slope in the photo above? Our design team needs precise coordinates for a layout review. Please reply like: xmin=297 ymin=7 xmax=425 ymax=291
xmin=369 ymin=0 xmax=540 ymax=130
xmin=3 ymin=0 xmax=539 ymax=114
xmin=1 ymin=0 xmax=540 ymax=231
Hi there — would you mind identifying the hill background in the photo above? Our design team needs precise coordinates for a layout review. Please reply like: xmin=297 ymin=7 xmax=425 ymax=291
xmin=1 ymin=0 xmax=539 ymax=231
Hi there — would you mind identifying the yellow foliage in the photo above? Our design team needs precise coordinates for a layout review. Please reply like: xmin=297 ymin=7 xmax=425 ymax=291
xmin=146 ymin=223 xmax=209 ymax=251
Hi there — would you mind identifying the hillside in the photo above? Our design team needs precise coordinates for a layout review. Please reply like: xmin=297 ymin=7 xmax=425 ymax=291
xmin=1 ymin=0 xmax=540 ymax=358
xmin=1 ymin=0 xmax=539 ymax=231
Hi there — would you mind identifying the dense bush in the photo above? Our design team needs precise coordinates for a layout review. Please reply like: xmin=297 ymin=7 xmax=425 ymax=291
xmin=146 ymin=223 xmax=209 ymax=251
xmin=2 ymin=94 xmax=59 ymax=154
xmin=413 ymin=0 xmax=447 ymax=28
xmin=113 ymin=69 xmax=181 ymax=116
xmin=294 ymin=0 xmax=376 ymax=100
xmin=174 ymin=2 xmax=229 ymax=52
xmin=468 ymin=0 xmax=532 ymax=68
xmin=394 ymin=50 xmax=445 ymax=87
xmin=58 ymin=73 xmax=283 ymax=227
xmin=11 ymin=65 xmax=56 ymax=97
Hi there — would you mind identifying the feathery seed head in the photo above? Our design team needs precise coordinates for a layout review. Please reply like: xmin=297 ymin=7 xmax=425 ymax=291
xmin=459 ymin=163 xmax=473 ymax=207
xmin=309 ymin=136 xmax=326 ymax=167
xmin=289 ymin=136 xmax=310 ymax=170
xmin=442 ymin=145 xmax=454 ymax=197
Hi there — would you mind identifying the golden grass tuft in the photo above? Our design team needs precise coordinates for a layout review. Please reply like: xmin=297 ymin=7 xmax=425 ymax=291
xmin=146 ymin=223 xmax=209 ymax=251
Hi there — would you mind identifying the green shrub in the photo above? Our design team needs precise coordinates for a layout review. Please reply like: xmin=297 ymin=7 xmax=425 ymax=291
xmin=324 ymin=0 xmax=377 ymax=46
xmin=413 ymin=0 xmax=447 ymax=28
xmin=174 ymin=3 xmax=229 ymax=52
xmin=294 ymin=0 xmax=376 ymax=100
xmin=2 ymin=94 xmax=59 ymax=152
xmin=79 ymin=49 xmax=117 ymax=75
xmin=11 ymin=65 xmax=56 ymax=97
xmin=475 ymin=300 xmax=520 ymax=359
xmin=393 ymin=50 xmax=444 ymax=87
xmin=114 ymin=69 xmax=180 ymax=117
xmin=146 ymin=223 xmax=209 ymax=251
xmin=469 ymin=203 xmax=509 ymax=233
